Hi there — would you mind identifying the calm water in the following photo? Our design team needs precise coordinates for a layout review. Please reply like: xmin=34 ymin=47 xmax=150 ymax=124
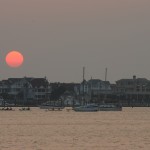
xmin=0 ymin=107 xmax=150 ymax=150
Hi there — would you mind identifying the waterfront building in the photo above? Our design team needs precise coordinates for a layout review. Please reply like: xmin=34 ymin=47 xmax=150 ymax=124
xmin=116 ymin=75 xmax=150 ymax=106
xmin=0 ymin=77 xmax=51 ymax=105
xmin=74 ymin=79 xmax=112 ymax=104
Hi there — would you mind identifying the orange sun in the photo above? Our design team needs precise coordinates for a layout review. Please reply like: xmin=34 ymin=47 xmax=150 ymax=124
xmin=5 ymin=51 xmax=24 ymax=68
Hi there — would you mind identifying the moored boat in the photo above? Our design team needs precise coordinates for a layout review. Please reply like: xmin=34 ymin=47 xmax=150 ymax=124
xmin=73 ymin=104 xmax=99 ymax=112
xmin=39 ymin=105 xmax=64 ymax=110
xmin=99 ymin=103 xmax=122 ymax=111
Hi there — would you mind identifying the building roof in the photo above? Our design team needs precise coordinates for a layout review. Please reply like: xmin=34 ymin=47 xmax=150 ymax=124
xmin=88 ymin=79 xmax=110 ymax=85
xmin=8 ymin=77 xmax=33 ymax=84
xmin=117 ymin=78 xmax=148 ymax=82
xmin=0 ymin=80 xmax=11 ymax=86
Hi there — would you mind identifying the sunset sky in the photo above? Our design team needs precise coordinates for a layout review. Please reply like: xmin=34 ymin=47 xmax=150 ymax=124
xmin=0 ymin=0 xmax=150 ymax=83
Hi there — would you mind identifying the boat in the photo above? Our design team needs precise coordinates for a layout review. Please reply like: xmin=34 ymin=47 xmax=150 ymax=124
xmin=0 ymin=107 xmax=15 ymax=111
xmin=99 ymin=103 xmax=122 ymax=111
xmin=39 ymin=103 xmax=64 ymax=110
xmin=73 ymin=104 xmax=99 ymax=112
xmin=40 ymin=105 xmax=64 ymax=110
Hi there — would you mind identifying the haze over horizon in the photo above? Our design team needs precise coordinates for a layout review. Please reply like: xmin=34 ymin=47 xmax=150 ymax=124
xmin=0 ymin=0 xmax=150 ymax=83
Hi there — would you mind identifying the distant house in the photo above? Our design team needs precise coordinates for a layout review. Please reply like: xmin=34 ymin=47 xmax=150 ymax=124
xmin=30 ymin=78 xmax=51 ymax=101
xmin=74 ymin=79 xmax=112 ymax=104
xmin=8 ymin=77 xmax=33 ymax=96
xmin=116 ymin=75 xmax=149 ymax=94
xmin=79 ymin=79 xmax=112 ymax=96
xmin=0 ymin=77 xmax=51 ymax=104
xmin=116 ymin=75 xmax=150 ymax=106
xmin=0 ymin=80 xmax=10 ymax=93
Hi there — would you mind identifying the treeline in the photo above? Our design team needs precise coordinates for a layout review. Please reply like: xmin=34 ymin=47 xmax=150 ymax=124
xmin=50 ymin=83 xmax=76 ymax=100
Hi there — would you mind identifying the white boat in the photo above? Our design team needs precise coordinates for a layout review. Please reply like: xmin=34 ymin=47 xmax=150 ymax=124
xmin=99 ymin=104 xmax=122 ymax=111
xmin=73 ymin=104 xmax=99 ymax=112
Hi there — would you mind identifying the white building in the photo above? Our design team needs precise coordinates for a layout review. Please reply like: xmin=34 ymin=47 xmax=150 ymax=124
xmin=79 ymin=79 xmax=112 ymax=96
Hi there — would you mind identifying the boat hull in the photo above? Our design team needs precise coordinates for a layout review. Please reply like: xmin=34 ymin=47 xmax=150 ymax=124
xmin=73 ymin=108 xmax=99 ymax=112
xmin=99 ymin=107 xmax=122 ymax=111
xmin=99 ymin=104 xmax=122 ymax=111
xmin=73 ymin=104 xmax=99 ymax=112
xmin=39 ymin=105 xmax=64 ymax=110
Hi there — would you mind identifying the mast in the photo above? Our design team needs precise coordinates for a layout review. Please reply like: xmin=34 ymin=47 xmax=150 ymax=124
xmin=90 ymin=76 xmax=92 ymax=101
xmin=105 ymin=67 xmax=107 ymax=82
xmin=83 ymin=67 xmax=85 ymax=83
xmin=83 ymin=67 xmax=85 ymax=104
xmin=104 ymin=68 xmax=107 ymax=103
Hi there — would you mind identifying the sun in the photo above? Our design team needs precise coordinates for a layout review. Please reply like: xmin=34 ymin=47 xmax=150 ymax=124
xmin=5 ymin=51 xmax=24 ymax=68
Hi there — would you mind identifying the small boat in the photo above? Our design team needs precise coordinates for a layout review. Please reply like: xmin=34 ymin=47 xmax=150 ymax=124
xmin=39 ymin=104 xmax=64 ymax=111
xmin=99 ymin=103 xmax=122 ymax=111
xmin=0 ymin=107 xmax=15 ymax=111
xmin=73 ymin=104 xmax=99 ymax=112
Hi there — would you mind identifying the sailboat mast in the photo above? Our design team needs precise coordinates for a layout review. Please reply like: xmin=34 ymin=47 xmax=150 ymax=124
xmin=105 ymin=68 xmax=107 ymax=82
xmin=83 ymin=67 xmax=85 ymax=92
xmin=104 ymin=68 xmax=107 ymax=103
xmin=83 ymin=67 xmax=85 ymax=104
xmin=83 ymin=67 xmax=85 ymax=81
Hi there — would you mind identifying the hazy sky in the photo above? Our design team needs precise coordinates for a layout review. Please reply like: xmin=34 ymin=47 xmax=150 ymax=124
xmin=0 ymin=0 xmax=150 ymax=83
